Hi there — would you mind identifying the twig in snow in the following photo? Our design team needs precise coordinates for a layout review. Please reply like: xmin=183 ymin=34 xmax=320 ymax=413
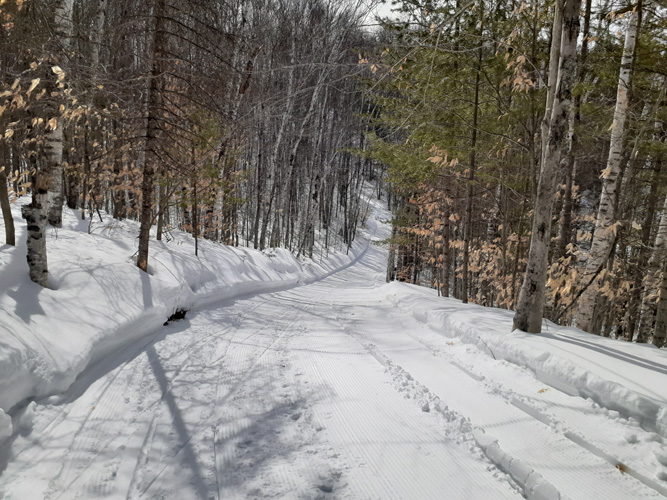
xmin=478 ymin=337 xmax=496 ymax=360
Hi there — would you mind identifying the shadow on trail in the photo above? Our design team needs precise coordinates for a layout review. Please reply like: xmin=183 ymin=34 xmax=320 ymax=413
xmin=139 ymin=345 xmax=209 ymax=499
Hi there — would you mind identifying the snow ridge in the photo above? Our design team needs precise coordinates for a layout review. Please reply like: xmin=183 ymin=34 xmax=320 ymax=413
xmin=472 ymin=429 xmax=569 ymax=500
xmin=392 ymin=290 xmax=667 ymax=440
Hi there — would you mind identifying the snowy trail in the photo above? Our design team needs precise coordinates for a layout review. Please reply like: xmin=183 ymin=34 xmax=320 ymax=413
xmin=2 ymin=227 xmax=667 ymax=498
xmin=0 ymin=248 xmax=516 ymax=499
xmin=331 ymin=302 xmax=664 ymax=499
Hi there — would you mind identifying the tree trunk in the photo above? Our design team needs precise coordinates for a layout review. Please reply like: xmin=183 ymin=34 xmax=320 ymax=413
xmin=0 ymin=139 xmax=15 ymax=245
xmin=556 ymin=0 xmax=591 ymax=260
xmin=627 ymin=120 xmax=663 ymax=340
xmin=112 ymin=122 xmax=126 ymax=220
xmin=46 ymin=0 xmax=74 ymax=228
xmin=156 ymin=170 xmax=167 ymax=241
xmin=638 ymin=195 xmax=667 ymax=342
xmin=90 ymin=0 xmax=107 ymax=70
xmin=513 ymin=0 xmax=581 ymax=333
xmin=0 ymin=171 xmax=15 ymax=246
xmin=540 ymin=0 xmax=563 ymax=169
xmin=462 ymin=0 xmax=483 ymax=304
xmin=21 ymin=171 xmax=50 ymax=286
xmin=137 ymin=0 xmax=166 ymax=272
xmin=387 ymin=225 xmax=397 ymax=282
xmin=193 ymin=180 xmax=198 ymax=257
xmin=652 ymin=257 xmax=667 ymax=348
xmin=46 ymin=122 xmax=64 ymax=228
xmin=192 ymin=141 xmax=199 ymax=257
xmin=442 ymin=208 xmax=451 ymax=297
xmin=577 ymin=6 xmax=640 ymax=333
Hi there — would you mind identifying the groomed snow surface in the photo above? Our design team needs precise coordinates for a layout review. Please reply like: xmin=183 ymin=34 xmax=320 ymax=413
xmin=1 ymin=197 xmax=667 ymax=500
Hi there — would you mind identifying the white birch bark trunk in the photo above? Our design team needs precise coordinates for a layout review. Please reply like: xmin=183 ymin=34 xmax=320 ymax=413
xmin=21 ymin=171 xmax=50 ymax=286
xmin=577 ymin=7 xmax=640 ymax=333
xmin=46 ymin=0 xmax=74 ymax=228
xmin=513 ymin=0 xmax=581 ymax=333
xmin=21 ymin=0 xmax=72 ymax=285
xmin=540 ymin=0 xmax=563 ymax=169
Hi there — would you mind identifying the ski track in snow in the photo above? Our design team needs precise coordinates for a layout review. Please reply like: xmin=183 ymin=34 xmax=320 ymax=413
xmin=2 ymin=216 xmax=667 ymax=498
xmin=330 ymin=302 xmax=665 ymax=499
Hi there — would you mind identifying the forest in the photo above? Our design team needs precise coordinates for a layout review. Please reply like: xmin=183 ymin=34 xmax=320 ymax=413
xmin=0 ymin=0 xmax=666 ymax=346
xmin=0 ymin=0 xmax=376 ymax=282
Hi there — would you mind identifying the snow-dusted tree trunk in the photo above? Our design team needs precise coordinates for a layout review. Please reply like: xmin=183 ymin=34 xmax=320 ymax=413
xmin=46 ymin=0 xmax=74 ymax=228
xmin=577 ymin=7 xmax=640 ymax=333
xmin=513 ymin=0 xmax=581 ymax=333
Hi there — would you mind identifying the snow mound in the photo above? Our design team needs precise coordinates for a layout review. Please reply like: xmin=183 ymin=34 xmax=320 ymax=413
xmin=385 ymin=282 xmax=667 ymax=439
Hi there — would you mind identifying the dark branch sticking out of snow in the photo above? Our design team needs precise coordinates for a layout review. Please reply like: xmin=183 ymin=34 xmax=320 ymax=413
xmin=164 ymin=309 xmax=188 ymax=325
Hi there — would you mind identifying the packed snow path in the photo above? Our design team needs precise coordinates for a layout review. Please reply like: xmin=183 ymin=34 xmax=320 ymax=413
xmin=2 ymin=241 xmax=666 ymax=499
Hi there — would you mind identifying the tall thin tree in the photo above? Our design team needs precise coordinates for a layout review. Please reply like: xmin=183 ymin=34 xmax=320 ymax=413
xmin=513 ymin=0 xmax=582 ymax=333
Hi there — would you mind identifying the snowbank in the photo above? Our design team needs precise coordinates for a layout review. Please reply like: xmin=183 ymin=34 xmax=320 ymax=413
xmin=0 ymin=198 xmax=381 ymax=423
xmin=383 ymin=282 xmax=667 ymax=439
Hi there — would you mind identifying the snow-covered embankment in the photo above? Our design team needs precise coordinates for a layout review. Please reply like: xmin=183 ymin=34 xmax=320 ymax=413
xmin=0 ymin=199 xmax=381 ymax=436
xmin=387 ymin=283 xmax=667 ymax=439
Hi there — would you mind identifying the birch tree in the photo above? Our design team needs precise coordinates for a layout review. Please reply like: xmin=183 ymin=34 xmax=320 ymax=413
xmin=577 ymin=4 xmax=641 ymax=334
xmin=513 ymin=0 xmax=581 ymax=333
xmin=555 ymin=0 xmax=592 ymax=260
xmin=46 ymin=0 xmax=73 ymax=228
xmin=21 ymin=66 xmax=66 ymax=287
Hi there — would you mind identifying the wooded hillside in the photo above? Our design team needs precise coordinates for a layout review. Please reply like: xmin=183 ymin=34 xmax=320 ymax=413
xmin=365 ymin=0 xmax=666 ymax=344
xmin=0 ymin=0 xmax=376 ymax=282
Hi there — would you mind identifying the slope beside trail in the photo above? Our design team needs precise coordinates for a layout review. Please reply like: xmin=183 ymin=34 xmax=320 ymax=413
xmin=1 ymin=210 xmax=667 ymax=499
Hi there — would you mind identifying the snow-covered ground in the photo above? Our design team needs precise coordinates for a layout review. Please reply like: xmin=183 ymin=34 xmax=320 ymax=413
xmin=1 ymin=197 xmax=666 ymax=499
xmin=0 ymin=200 xmax=368 ymax=418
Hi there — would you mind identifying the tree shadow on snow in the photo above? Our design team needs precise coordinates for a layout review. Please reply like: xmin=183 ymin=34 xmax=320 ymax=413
xmin=7 ymin=280 xmax=45 ymax=323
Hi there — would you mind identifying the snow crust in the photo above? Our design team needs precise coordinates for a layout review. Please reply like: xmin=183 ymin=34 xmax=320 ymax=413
xmin=0 ymin=200 xmax=374 ymax=419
